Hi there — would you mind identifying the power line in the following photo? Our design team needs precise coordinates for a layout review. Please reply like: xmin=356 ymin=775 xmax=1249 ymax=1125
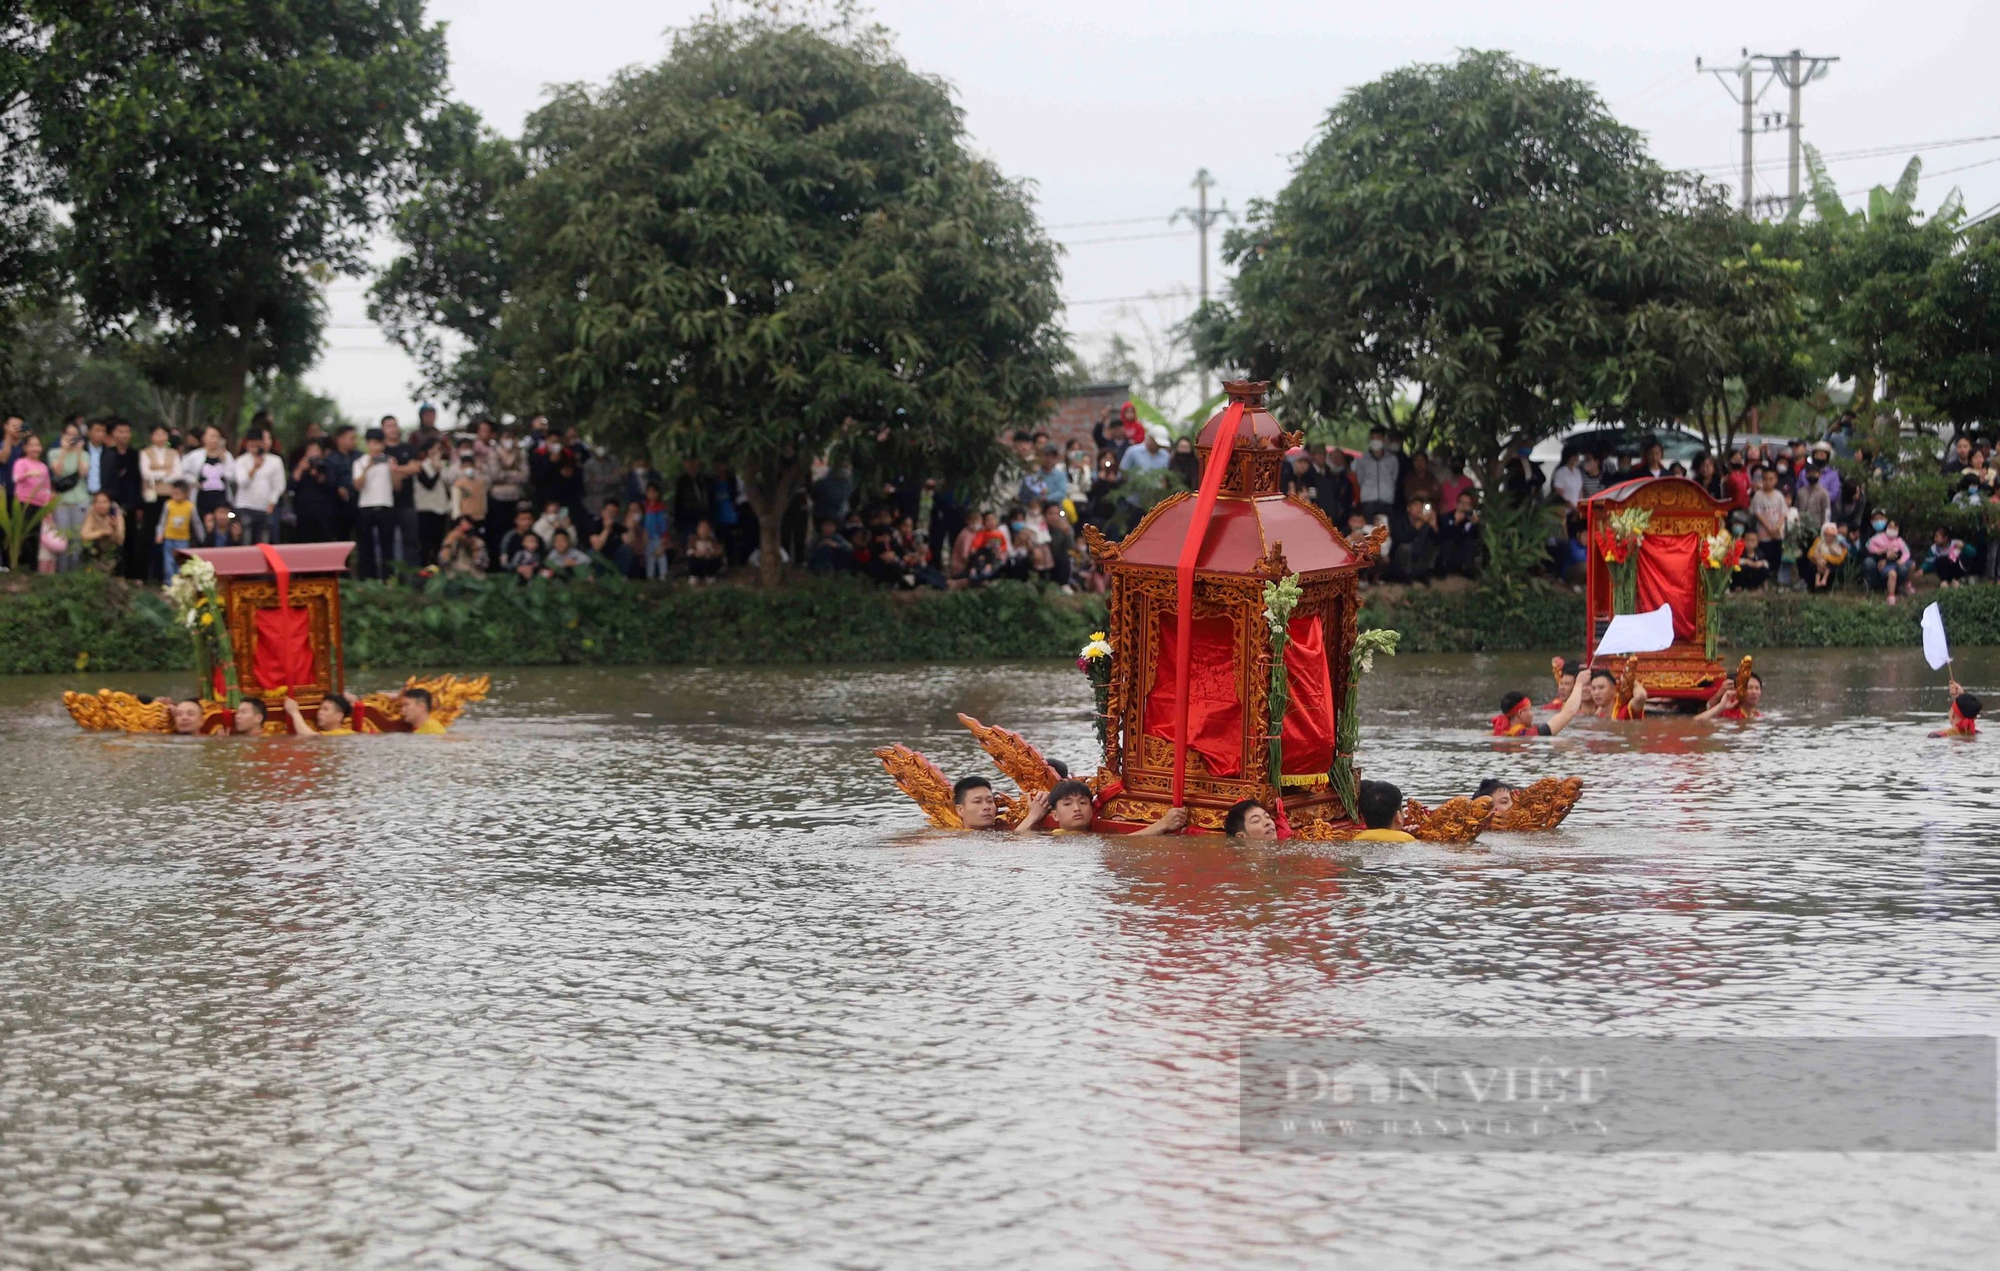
xmin=1058 ymin=228 xmax=1196 ymax=247
xmin=1682 ymin=131 xmax=2000 ymax=176
xmin=1063 ymin=290 xmax=1196 ymax=309
xmin=1044 ymin=214 xmax=1168 ymax=231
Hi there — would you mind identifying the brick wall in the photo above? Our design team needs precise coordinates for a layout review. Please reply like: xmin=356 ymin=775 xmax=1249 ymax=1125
xmin=1035 ymin=381 xmax=1129 ymax=453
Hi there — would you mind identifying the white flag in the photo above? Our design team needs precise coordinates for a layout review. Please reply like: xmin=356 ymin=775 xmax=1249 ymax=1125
xmin=1594 ymin=603 xmax=1677 ymax=658
xmin=1921 ymin=602 xmax=1952 ymax=670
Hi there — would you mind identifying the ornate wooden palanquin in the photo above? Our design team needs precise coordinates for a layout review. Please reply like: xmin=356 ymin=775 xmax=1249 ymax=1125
xmin=1083 ymin=382 xmax=1378 ymax=835
xmin=182 ymin=543 xmax=353 ymax=713
xmin=1580 ymin=477 xmax=1729 ymax=702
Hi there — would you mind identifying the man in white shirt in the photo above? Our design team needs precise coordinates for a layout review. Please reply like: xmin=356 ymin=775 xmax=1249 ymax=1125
xmin=233 ymin=428 xmax=286 ymax=544
xmin=351 ymin=428 xmax=399 ymax=578
xmin=1119 ymin=424 xmax=1171 ymax=477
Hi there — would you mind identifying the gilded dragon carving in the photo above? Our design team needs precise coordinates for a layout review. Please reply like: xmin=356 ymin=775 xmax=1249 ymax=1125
xmin=1488 ymin=777 xmax=1585 ymax=833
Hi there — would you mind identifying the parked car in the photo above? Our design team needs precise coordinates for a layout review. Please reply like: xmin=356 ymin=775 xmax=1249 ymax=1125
xmin=1529 ymin=424 xmax=1710 ymax=489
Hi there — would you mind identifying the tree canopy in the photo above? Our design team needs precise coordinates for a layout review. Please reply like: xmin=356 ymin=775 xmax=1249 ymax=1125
xmin=1196 ymin=50 xmax=1732 ymax=464
xmin=24 ymin=0 xmax=447 ymax=427
xmin=416 ymin=13 xmax=1065 ymax=583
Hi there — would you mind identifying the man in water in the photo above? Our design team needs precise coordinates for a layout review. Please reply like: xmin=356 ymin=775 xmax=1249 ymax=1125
xmin=1014 ymin=779 xmax=1190 ymax=836
xmin=1224 ymin=798 xmax=1278 ymax=841
xmin=1472 ymin=778 xmax=1514 ymax=819
xmin=283 ymin=694 xmax=356 ymax=736
xmin=1351 ymin=780 xmax=1415 ymax=842
xmin=1698 ymin=673 xmax=1763 ymax=721
xmin=1583 ymin=668 xmax=1648 ymax=720
xmin=233 ymin=698 xmax=268 ymax=735
xmin=169 ymin=699 xmax=205 ymax=735
xmin=1544 ymin=657 xmax=1580 ymax=711
xmin=1492 ymin=672 xmax=1590 ymax=736
xmin=400 ymin=687 xmax=447 ymax=734
xmin=953 ymin=776 xmax=1003 ymax=829
xmin=1929 ymin=681 xmax=1981 ymax=738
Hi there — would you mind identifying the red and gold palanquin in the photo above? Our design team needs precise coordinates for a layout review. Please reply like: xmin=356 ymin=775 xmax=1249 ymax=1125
xmin=182 ymin=543 xmax=352 ymax=711
xmin=1580 ymin=477 xmax=1729 ymax=703
xmin=1084 ymin=382 xmax=1376 ymax=835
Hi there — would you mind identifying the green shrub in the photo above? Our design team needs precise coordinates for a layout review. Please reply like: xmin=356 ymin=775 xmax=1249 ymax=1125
xmin=6 ymin=569 xmax=1997 ymax=675
xmin=0 ymin=570 xmax=182 ymax=674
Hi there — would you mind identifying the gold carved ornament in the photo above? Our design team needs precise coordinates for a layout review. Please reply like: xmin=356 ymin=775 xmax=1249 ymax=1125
xmin=958 ymin=714 xmax=1062 ymax=797
xmin=874 ymin=745 xmax=965 ymax=829
xmin=63 ymin=689 xmax=172 ymax=732
xmin=1734 ymin=655 xmax=1755 ymax=701
xmin=357 ymin=673 xmax=492 ymax=730
xmin=1288 ymin=795 xmax=1490 ymax=843
xmin=1400 ymin=795 xmax=1492 ymax=844
xmin=1488 ymin=777 xmax=1584 ymax=833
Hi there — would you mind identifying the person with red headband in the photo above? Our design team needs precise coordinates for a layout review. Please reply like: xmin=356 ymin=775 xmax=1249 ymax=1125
xmin=1928 ymin=681 xmax=1982 ymax=738
xmin=1697 ymin=673 xmax=1763 ymax=721
xmin=1491 ymin=672 xmax=1589 ymax=737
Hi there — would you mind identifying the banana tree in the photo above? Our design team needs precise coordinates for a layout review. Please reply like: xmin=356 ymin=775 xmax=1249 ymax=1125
xmin=1 ymin=495 xmax=55 ymax=573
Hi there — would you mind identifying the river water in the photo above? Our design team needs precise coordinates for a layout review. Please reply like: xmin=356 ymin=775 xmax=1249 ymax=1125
xmin=2 ymin=650 xmax=1997 ymax=1269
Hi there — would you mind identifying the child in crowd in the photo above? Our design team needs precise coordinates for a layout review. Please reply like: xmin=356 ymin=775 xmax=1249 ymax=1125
xmin=1864 ymin=517 xmax=1913 ymax=604
xmin=1806 ymin=522 xmax=1849 ymax=592
xmin=687 ymin=518 xmax=725 ymax=584
xmin=1929 ymin=681 xmax=1981 ymax=738
xmin=506 ymin=531 xmax=546 ymax=583
xmin=1923 ymin=528 xmax=1971 ymax=587
xmin=642 ymin=482 xmax=672 ymax=580
xmin=156 ymin=478 xmax=196 ymax=580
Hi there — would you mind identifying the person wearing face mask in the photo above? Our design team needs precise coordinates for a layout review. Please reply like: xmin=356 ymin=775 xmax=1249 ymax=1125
xmin=1794 ymin=465 xmax=1831 ymax=539
xmin=1316 ymin=448 xmax=1358 ymax=526
xmin=1863 ymin=517 xmax=1912 ymax=604
xmin=482 ymin=429 xmax=530 ymax=562
xmin=1354 ymin=427 xmax=1400 ymax=521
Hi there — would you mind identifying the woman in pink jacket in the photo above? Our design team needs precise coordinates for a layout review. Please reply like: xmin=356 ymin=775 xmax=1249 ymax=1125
xmin=1863 ymin=517 xmax=1913 ymax=605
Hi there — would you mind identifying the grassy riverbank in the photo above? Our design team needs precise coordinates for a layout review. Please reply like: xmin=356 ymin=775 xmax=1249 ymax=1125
xmin=5 ymin=570 xmax=1995 ymax=676
xmin=0 ymin=571 xmax=1109 ymax=674
xmin=1363 ymin=579 xmax=2000 ymax=653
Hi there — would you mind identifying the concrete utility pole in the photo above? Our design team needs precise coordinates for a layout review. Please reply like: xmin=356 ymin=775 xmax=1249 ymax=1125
xmin=1698 ymin=51 xmax=1773 ymax=214
xmin=1172 ymin=169 xmax=1232 ymax=305
xmin=1699 ymin=48 xmax=1837 ymax=216
xmin=1757 ymin=48 xmax=1839 ymax=211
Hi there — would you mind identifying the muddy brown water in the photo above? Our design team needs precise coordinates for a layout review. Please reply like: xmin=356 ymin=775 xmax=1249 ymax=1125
xmin=2 ymin=650 xmax=1997 ymax=1269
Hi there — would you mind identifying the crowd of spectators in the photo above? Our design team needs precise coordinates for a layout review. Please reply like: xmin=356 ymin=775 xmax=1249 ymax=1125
xmin=0 ymin=405 xmax=781 ymax=585
xmin=9 ymin=395 xmax=1981 ymax=603
xmin=1536 ymin=416 xmax=1998 ymax=604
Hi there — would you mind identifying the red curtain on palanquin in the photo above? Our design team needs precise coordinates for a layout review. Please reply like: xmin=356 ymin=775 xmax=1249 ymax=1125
xmin=1635 ymin=533 xmax=1701 ymax=642
xmin=251 ymin=544 xmax=316 ymax=692
xmin=1144 ymin=614 xmax=1243 ymax=777
xmin=1280 ymin=614 xmax=1335 ymax=779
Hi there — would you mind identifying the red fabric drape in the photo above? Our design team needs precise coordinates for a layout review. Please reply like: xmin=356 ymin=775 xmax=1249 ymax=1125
xmin=1145 ymin=614 xmax=1243 ymax=777
xmin=1636 ymin=532 xmax=1701 ymax=642
xmin=1280 ymin=614 xmax=1335 ymax=778
xmin=251 ymin=544 xmax=315 ymax=692
xmin=1170 ymin=401 xmax=1243 ymax=804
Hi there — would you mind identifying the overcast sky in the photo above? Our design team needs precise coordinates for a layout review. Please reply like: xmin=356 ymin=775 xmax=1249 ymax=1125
xmin=312 ymin=0 xmax=2000 ymax=425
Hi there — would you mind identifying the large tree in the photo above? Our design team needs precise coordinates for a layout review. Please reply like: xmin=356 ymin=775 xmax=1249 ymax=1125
xmin=482 ymin=13 xmax=1064 ymax=585
xmin=1790 ymin=150 xmax=1964 ymax=419
xmin=1906 ymin=225 xmax=2000 ymax=425
xmin=369 ymin=103 xmax=524 ymax=416
xmin=25 ymin=0 xmax=447 ymax=428
xmin=1195 ymin=50 xmax=1722 ymax=465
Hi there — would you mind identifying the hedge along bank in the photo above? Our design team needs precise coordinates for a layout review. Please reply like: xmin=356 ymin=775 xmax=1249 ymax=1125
xmin=0 ymin=572 xmax=1110 ymax=674
xmin=7 ymin=572 xmax=2000 ymax=677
